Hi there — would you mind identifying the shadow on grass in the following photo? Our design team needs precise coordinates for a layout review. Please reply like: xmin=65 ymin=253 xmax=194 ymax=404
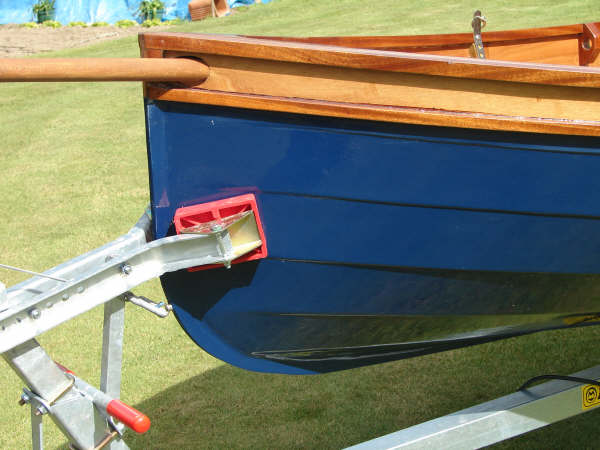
xmin=123 ymin=326 xmax=600 ymax=449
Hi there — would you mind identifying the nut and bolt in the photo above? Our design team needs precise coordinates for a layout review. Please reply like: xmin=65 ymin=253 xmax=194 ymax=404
xmin=28 ymin=308 xmax=41 ymax=320
xmin=18 ymin=393 xmax=30 ymax=406
xmin=120 ymin=263 xmax=133 ymax=276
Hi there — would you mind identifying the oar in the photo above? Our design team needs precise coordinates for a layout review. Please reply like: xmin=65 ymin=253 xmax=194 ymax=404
xmin=0 ymin=57 xmax=209 ymax=82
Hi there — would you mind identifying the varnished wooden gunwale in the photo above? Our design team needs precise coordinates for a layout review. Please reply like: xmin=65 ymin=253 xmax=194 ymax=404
xmin=251 ymin=24 xmax=591 ymax=66
xmin=139 ymin=28 xmax=600 ymax=136
xmin=249 ymin=24 xmax=584 ymax=49
xmin=140 ymin=32 xmax=600 ymax=87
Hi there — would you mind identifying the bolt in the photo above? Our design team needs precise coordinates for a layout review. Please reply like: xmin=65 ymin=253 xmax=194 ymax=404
xmin=211 ymin=224 xmax=223 ymax=232
xmin=46 ymin=301 xmax=53 ymax=308
xmin=35 ymin=405 xmax=47 ymax=416
xmin=120 ymin=263 xmax=133 ymax=276
xmin=77 ymin=285 xmax=85 ymax=294
xmin=29 ymin=308 xmax=41 ymax=320
xmin=62 ymin=293 xmax=69 ymax=301
xmin=18 ymin=393 xmax=30 ymax=406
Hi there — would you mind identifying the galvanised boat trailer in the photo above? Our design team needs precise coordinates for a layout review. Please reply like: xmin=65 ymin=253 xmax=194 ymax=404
xmin=3 ymin=13 xmax=600 ymax=449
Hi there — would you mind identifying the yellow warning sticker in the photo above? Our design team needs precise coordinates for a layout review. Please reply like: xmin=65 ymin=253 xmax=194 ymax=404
xmin=582 ymin=385 xmax=600 ymax=410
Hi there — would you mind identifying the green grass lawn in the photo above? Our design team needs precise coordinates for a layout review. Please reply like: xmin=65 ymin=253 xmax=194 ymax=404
xmin=2 ymin=0 xmax=600 ymax=448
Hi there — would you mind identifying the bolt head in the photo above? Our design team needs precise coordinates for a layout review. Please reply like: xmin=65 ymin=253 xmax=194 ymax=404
xmin=29 ymin=308 xmax=41 ymax=320
xmin=120 ymin=263 xmax=133 ymax=276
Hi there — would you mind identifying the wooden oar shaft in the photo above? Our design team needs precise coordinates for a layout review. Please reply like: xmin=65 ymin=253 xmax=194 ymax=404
xmin=0 ymin=58 xmax=209 ymax=82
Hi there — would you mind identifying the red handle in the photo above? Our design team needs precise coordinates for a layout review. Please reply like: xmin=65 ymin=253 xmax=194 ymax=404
xmin=54 ymin=362 xmax=76 ymax=376
xmin=106 ymin=400 xmax=151 ymax=434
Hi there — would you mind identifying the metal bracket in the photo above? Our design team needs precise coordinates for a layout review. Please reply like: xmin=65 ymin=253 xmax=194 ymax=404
xmin=579 ymin=22 xmax=600 ymax=66
xmin=0 ymin=207 xmax=262 ymax=354
xmin=471 ymin=10 xmax=487 ymax=59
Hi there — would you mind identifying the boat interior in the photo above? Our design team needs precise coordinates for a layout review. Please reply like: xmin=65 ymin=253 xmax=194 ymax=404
xmin=255 ymin=21 xmax=600 ymax=67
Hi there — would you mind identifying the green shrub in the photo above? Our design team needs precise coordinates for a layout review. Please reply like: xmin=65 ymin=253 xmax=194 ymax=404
xmin=91 ymin=21 xmax=110 ymax=27
xmin=21 ymin=22 xmax=40 ymax=28
xmin=137 ymin=0 xmax=165 ymax=21
xmin=141 ymin=18 xmax=162 ymax=27
xmin=32 ymin=0 xmax=55 ymax=23
xmin=115 ymin=19 xmax=137 ymax=28
xmin=68 ymin=21 xmax=88 ymax=27
xmin=42 ymin=20 xmax=61 ymax=28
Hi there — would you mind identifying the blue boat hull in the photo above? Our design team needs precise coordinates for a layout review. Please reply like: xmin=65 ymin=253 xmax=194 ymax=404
xmin=145 ymin=100 xmax=600 ymax=374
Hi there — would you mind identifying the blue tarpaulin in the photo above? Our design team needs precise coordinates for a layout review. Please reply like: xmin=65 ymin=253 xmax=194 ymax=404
xmin=230 ymin=0 xmax=270 ymax=7
xmin=0 ymin=0 xmax=271 ymax=24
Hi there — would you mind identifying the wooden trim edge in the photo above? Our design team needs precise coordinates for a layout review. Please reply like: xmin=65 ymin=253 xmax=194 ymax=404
xmin=145 ymin=84 xmax=600 ymax=137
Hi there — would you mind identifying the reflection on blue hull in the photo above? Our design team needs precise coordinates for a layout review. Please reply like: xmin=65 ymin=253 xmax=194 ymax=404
xmin=145 ymin=100 xmax=600 ymax=374
xmin=163 ymin=260 xmax=600 ymax=374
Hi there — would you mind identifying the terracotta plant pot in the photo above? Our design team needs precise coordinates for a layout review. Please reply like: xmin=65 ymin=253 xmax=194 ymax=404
xmin=188 ymin=0 xmax=230 ymax=21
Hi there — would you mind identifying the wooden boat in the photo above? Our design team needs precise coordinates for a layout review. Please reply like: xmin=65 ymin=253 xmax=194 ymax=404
xmin=4 ymin=20 xmax=600 ymax=375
